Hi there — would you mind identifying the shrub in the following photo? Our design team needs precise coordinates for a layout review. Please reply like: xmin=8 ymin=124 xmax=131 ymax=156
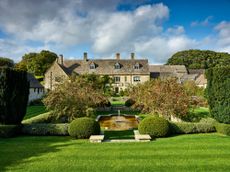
xmin=22 ymin=123 xmax=69 ymax=136
xmin=86 ymin=108 xmax=96 ymax=118
xmin=169 ymin=121 xmax=216 ymax=134
xmin=125 ymin=98 xmax=135 ymax=107
xmin=0 ymin=125 xmax=20 ymax=137
xmin=0 ymin=67 xmax=29 ymax=124
xmin=138 ymin=116 xmax=169 ymax=138
xmin=215 ymin=123 xmax=230 ymax=136
xmin=68 ymin=117 xmax=100 ymax=139
xmin=206 ymin=66 xmax=230 ymax=124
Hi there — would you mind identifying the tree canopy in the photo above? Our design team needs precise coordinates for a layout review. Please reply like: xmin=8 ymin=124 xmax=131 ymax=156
xmin=43 ymin=74 xmax=109 ymax=122
xmin=15 ymin=50 xmax=58 ymax=76
xmin=128 ymin=78 xmax=191 ymax=120
xmin=167 ymin=49 xmax=230 ymax=69
xmin=0 ymin=57 xmax=14 ymax=68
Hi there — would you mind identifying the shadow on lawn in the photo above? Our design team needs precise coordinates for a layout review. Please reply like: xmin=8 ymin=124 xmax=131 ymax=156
xmin=0 ymin=136 xmax=75 ymax=171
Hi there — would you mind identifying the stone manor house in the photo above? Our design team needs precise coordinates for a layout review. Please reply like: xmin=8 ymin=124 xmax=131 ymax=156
xmin=44 ymin=53 xmax=207 ymax=92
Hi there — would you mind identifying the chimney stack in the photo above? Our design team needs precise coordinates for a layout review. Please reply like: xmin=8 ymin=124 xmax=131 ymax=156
xmin=59 ymin=54 xmax=64 ymax=65
xmin=131 ymin=53 xmax=135 ymax=60
xmin=83 ymin=52 xmax=87 ymax=61
xmin=116 ymin=53 xmax=120 ymax=60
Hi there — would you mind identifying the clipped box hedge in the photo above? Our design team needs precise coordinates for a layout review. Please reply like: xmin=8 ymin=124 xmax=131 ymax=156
xmin=22 ymin=123 xmax=69 ymax=136
xmin=0 ymin=125 xmax=21 ymax=138
xmin=215 ymin=123 xmax=230 ymax=136
xmin=170 ymin=122 xmax=216 ymax=134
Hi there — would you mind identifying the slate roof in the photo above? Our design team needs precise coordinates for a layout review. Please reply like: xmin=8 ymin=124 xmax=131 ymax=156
xmin=149 ymin=65 xmax=187 ymax=78
xmin=27 ymin=73 xmax=44 ymax=88
xmin=62 ymin=59 xmax=149 ymax=75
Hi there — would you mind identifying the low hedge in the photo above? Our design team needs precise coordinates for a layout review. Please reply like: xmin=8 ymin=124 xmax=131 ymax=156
xmin=125 ymin=98 xmax=135 ymax=107
xmin=68 ymin=117 xmax=100 ymax=139
xmin=22 ymin=123 xmax=69 ymax=136
xmin=170 ymin=121 xmax=216 ymax=134
xmin=0 ymin=125 xmax=21 ymax=137
xmin=215 ymin=123 xmax=230 ymax=136
xmin=22 ymin=112 xmax=52 ymax=124
xmin=138 ymin=116 xmax=169 ymax=138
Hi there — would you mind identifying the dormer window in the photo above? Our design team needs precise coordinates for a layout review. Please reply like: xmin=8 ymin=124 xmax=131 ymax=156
xmin=134 ymin=63 xmax=140 ymax=69
xmin=89 ymin=63 xmax=96 ymax=69
xmin=114 ymin=62 xmax=121 ymax=69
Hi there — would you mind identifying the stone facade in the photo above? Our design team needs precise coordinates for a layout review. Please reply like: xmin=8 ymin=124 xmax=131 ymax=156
xmin=44 ymin=53 xmax=150 ymax=92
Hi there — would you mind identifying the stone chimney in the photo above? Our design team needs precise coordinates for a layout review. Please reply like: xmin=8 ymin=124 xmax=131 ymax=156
xmin=131 ymin=53 xmax=135 ymax=60
xmin=59 ymin=54 xmax=64 ymax=65
xmin=83 ymin=52 xmax=88 ymax=61
xmin=116 ymin=53 xmax=120 ymax=60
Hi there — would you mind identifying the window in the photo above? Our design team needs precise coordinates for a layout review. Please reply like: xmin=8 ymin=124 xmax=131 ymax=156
xmin=37 ymin=88 xmax=40 ymax=94
xmin=90 ymin=63 xmax=96 ymax=69
xmin=114 ymin=76 xmax=120 ymax=82
xmin=114 ymin=62 xmax=120 ymax=69
xmin=125 ymin=76 xmax=127 ymax=82
xmin=134 ymin=63 xmax=140 ymax=69
xmin=133 ymin=76 xmax=140 ymax=82
xmin=34 ymin=88 xmax=36 ymax=92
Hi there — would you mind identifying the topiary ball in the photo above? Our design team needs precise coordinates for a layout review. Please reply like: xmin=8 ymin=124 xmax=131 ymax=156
xmin=138 ymin=116 xmax=169 ymax=138
xmin=68 ymin=117 xmax=100 ymax=139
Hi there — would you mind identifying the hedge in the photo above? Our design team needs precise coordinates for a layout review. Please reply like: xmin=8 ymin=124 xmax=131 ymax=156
xmin=68 ymin=117 xmax=100 ymax=139
xmin=0 ymin=125 xmax=21 ymax=137
xmin=170 ymin=121 xmax=216 ymax=134
xmin=22 ymin=123 xmax=69 ymax=136
xmin=0 ymin=67 xmax=29 ymax=124
xmin=138 ymin=116 xmax=169 ymax=138
xmin=215 ymin=123 xmax=230 ymax=136
xmin=206 ymin=66 xmax=230 ymax=124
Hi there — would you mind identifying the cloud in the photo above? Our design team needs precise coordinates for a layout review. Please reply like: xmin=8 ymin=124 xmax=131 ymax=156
xmin=191 ymin=16 xmax=213 ymax=27
xmin=0 ymin=0 xmax=228 ymax=64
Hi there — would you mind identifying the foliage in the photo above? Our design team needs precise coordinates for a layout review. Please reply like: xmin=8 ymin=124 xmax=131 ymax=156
xmin=68 ymin=117 xmax=100 ymax=139
xmin=206 ymin=66 xmax=230 ymax=124
xmin=215 ymin=123 xmax=230 ymax=136
xmin=22 ymin=123 xmax=69 ymax=136
xmin=169 ymin=121 xmax=216 ymax=134
xmin=0 ymin=125 xmax=20 ymax=137
xmin=138 ymin=116 xmax=169 ymax=138
xmin=15 ymin=50 xmax=58 ymax=76
xmin=0 ymin=57 xmax=14 ymax=67
xmin=167 ymin=49 xmax=230 ymax=69
xmin=129 ymin=78 xmax=191 ymax=119
xmin=0 ymin=67 xmax=29 ymax=124
xmin=86 ymin=108 xmax=96 ymax=118
xmin=29 ymin=98 xmax=44 ymax=106
xmin=22 ymin=112 xmax=52 ymax=124
xmin=43 ymin=75 xmax=108 ymax=122
xmin=125 ymin=98 xmax=135 ymax=107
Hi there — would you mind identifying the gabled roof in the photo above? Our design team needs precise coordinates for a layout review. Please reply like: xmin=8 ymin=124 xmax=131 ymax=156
xmin=195 ymin=74 xmax=207 ymax=85
xmin=63 ymin=59 xmax=149 ymax=75
xmin=27 ymin=73 xmax=44 ymax=88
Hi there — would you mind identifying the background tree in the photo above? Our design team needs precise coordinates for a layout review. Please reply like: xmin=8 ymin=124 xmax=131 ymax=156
xmin=167 ymin=49 xmax=230 ymax=69
xmin=15 ymin=50 xmax=58 ymax=76
xmin=0 ymin=57 xmax=14 ymax=68
xmin=206 ymin=66 xmax=230 ymax=124
xmin=43 ymin=75 xmax=108 ymax=122
xmin=128 ymin=78 xmax=191 ymax=120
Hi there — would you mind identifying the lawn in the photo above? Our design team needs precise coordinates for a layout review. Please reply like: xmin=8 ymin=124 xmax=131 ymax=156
xmin=24 ymin=106 xmax=48 ymax=119
xmin=0 ymin=134 xmax=230 ymax=172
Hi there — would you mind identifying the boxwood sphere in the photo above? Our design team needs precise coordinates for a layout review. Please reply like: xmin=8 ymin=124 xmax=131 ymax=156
xmin=68 ymin=117 xmax=100 ymax=139
xmin=138 ymin=116 xmax=169 ymax=138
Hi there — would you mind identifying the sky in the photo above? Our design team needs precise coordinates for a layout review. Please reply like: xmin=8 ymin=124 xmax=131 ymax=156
xmin=0 ymin=0 xmax=229 ymax=64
